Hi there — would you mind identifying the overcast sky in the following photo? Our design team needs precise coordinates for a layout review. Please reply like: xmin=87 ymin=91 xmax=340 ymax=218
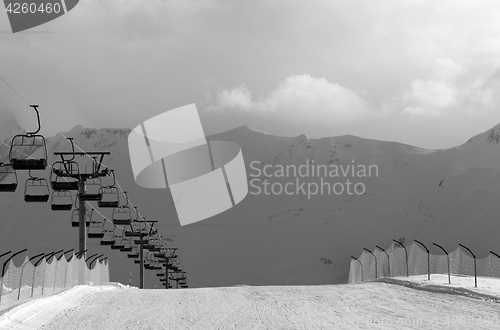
xmin=1 ymin=0 xmax=500 ymax=149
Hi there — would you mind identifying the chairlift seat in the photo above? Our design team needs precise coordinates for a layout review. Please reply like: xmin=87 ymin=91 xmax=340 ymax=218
xmin=88 ymin=232 xmax=105 ymax=239
xmin=120 ymin=246 xmax=133 ymax=252
xmin=25 ymin=194 xmax=49 ymax=202
xmin=79 ymin=193 xmax=102 ymax=201
xmin=98 ymin=200 xmax=119 ymax=208
xmin=0 ymin=183 xmax=17 ymax=192
xmin=100 ymin=239 xmax=116 ymax=246
xmin=134 ymin=239 xmax=149 ymax=245
xmin=71 ymin=220 xmax=91 ymax=227
xmin=111 ymin=244 xmax=125 ymax=250
xmin=51 ymin=203 xmax=73 ymax=211
xmin=11 ymin=159 xmax=47 ymax=171
xmin=125 ymin=230 xmax=141 ymax=237
xmin=128 ymin=253 xmax=139 ymax=259
xmin=113 ymin=219 xmax=131 ymax=225
xmin=52 ymin=181 xmax=79 ymax=191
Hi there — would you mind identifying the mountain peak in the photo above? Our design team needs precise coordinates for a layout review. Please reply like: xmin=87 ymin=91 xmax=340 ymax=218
xmin=462 ymin=122 xmax=500 ymax=146
xmin=230 ymin=125 xmax=270 ymax=135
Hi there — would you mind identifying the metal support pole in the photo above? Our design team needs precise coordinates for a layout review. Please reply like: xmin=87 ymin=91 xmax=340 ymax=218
xmin=17 ymin=253 xmax=43 ymax=300
xmin=490 ymin=251 xmax=500 ymax=278
xmin=165 ymin=257 xmax=169 ymax=289
xmin=376 ymin=246 xmax=390 ymax=277
xmin=363 ymin=248 xmax=377 ymax=279
xmin=1 ymin=249 xmax=27 ymax=305
xmin=393 ymin=239 xmax=409 ymax=277
xmin=433 ymin=243 xmax=450 ymax=284
xmin=79 ymin=180 xmax=86 ymax=265
xmin=139 ymin=234 xmax=144 ymax=289
xmin=414 ymin=240 xmax=430 ymax=280
xmin=459 ymin=244 xmax=477 ymax=287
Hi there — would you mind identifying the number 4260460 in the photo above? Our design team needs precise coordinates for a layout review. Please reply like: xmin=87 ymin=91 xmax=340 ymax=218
xmin=5 ymin=2 xmax=62 ymax=14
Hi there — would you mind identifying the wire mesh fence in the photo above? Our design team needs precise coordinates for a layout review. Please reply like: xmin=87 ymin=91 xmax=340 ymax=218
xmin=348 ymin=241 xmax=500 ymax=286
xmin=0 ymin=252 xmax=109 ymax=306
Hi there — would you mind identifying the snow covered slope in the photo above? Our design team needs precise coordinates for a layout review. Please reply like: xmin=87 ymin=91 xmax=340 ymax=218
xmin=1 ymin=122 xmax=500 ymax=288
xmin=1 ymin=280 xmax=500 ymax=330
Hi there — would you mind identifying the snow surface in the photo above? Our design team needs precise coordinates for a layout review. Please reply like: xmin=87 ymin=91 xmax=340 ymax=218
xmin=1 ymin=279 xmax=500 ymax=329
xmin=389 ymin=274 xmax=500 ymax=300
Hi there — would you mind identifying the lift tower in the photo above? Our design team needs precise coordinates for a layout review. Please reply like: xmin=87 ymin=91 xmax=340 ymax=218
xmin=54 ymin=140 xmax=110 ymax=262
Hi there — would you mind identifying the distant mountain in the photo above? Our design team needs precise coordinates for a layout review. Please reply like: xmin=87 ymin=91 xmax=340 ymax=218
xmin=1 ymin=123 xmax=500 ymax=288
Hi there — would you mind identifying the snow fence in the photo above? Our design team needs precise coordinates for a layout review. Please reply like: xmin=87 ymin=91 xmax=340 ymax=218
xmin=348 ymin=241 xmax=500 ymax=284
xmin=0 ymin=252 xmax=109 ymax=305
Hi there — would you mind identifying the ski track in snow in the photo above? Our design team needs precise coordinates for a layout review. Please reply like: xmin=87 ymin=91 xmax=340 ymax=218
xmin=0 ymin=281 xmax=498 ymax=329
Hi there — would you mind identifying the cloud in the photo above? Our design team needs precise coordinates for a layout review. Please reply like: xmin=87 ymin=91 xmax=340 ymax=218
xmin=402 ymin=79 xmax=458 ymax=116
xmin=207 ymin=74 xmax=370 ymax=124
xmin=401 ymin=58 xmax=499 ymax=117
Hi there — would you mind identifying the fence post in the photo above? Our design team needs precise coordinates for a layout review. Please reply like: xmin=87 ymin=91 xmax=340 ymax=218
xmin=376 ymin=246 xmax=390 ymax=277
xmin=433 ymin=243 xmax=450 ymax=284
xmin=393 ymin=239 xmax=409 ymax=277
xmin=490 ymin=251 xmax=500 ymax=278
xmin=363 ymin=248 xmax=378 ymax=279
xmin=459 ymin=244 xmax=477 ymax=288
xmin=350 ymin=256 xmax=363 ymax=282
xmin=414 ymin=240 xmax=430 ymax=280
xmin=0 ymin=251 xmax=11 ymax=305
xmin=1 ymin=249 xmax=27 ymax=305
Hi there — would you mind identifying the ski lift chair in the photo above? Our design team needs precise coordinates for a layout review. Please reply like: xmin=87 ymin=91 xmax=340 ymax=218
xmin=78 ymin=177 xmax=103 ymax=201
xmin=111 ymin=241 xmax=125 ymax=250
xmin=127 ymin=247 xmax=139 ymax=259
xmin=88 ymin=219 xmax=105 ymax=239
xmin=9 ymin=105 xmax=47 ymax=170
xmin=100 ymin=226 xmax=116 ymax=246
xmin=97 ymin=170 xmax=119 ymax=208
xmin=71 ymin=207 xmax=91 ymax=227
xmin=0 ymin=163 xmax=18 ymax=192
xmin=112 ymin=191 xmax=132 ymax=225
xmin=50 ymin=190 xmax=73 ymax=210
xmin=50 ymin=161 xmax=79 ymax=190
xmin=24 ymin=173 xmax=50 ymax=202
xmin=119 ymin=238 xmax=134 ymax=252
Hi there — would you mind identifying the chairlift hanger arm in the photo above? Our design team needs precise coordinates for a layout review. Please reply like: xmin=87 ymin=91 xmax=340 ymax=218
xmin=28 ymin=104 xmax=41 ymax=135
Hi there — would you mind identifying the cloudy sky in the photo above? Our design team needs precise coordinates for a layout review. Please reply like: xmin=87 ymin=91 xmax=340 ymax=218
xmin=1 ymin=0 xmax=500 ymax=149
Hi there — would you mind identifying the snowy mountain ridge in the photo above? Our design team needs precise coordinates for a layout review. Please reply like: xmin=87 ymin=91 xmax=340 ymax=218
xmin=1 ymin=122 xmax=500 ymax=288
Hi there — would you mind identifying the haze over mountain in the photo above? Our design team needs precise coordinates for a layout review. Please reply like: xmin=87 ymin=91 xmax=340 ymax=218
xmin=1 ymin=118 xmax=500 ymax=288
